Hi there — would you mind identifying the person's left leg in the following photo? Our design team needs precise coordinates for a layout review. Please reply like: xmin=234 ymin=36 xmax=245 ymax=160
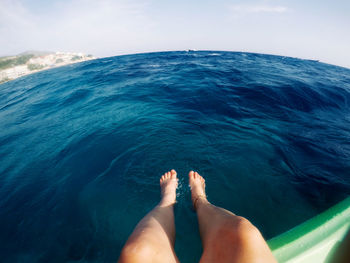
xmin=118 ymin=170 xmax=180 ymax=263
xmin=189 ymin=171 xmax=276 ymax=263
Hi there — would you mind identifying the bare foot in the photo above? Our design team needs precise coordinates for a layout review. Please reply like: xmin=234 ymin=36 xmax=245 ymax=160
xmin=159 ymin=169 xmax=178 ymax=207
xmin=189 ymin=171 xmax=208 ymax=210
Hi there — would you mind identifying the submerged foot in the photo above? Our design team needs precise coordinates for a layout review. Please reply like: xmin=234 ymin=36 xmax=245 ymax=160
xmin=159 ymin=169 xmax=178 ymax=207
xmin=189 ymin=171 xmax=208 ymax=210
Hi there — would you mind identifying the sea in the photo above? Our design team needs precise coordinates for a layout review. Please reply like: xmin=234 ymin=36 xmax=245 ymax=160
xmin=0 ymin=51 xmax=349 ymax=262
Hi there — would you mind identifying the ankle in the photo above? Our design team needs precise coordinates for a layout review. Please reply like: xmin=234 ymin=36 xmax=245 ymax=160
xmin=193 ymin=195 xmax=208 ymax=211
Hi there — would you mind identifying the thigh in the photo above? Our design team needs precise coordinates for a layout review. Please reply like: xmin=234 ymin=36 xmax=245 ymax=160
xmin=199 ymin=217 xmax=276 ymax=263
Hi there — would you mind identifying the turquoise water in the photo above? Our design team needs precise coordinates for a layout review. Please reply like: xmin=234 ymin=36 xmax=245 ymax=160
xmin=0 ymin=51 xmax=350 ymax=262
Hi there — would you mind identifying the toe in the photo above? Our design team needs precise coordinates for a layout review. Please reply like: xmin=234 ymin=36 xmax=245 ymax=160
xmin=171 ymin=169 xmax=177 ymax=179
xmin=194 ymin=171 xmax=199 ymax=179
xmin=189 ymin=171 xmax=194 ymax=179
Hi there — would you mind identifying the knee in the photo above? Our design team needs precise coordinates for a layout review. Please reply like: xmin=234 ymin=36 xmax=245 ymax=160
xmin=119 ymin=241 xmax=153 ymax=263
xmin=217 ymin=216 xmax=262 ymax=244
xmin=235 ymin=217 xmax=261 ymax=237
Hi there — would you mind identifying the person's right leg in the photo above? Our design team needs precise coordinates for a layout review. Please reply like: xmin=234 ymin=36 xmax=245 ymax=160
xmin=189 ymin=171 xmax=277 ymax=263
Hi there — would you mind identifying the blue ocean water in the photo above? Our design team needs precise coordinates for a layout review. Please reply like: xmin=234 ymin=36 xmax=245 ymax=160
xmin=0 ymin=51 xmax=350 ymax=262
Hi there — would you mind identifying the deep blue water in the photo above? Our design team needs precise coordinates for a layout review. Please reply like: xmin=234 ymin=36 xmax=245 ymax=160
xmin=0 ymin=51 xmax=350 ymax=262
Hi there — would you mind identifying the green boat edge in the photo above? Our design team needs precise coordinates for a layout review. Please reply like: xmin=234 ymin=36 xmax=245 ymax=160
xmin=267 ymin=196 xmax=350 ymax=263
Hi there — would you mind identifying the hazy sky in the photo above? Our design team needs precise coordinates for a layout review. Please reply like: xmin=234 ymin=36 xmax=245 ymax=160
xmin=1 ymin=0 xmax=350 ymax=68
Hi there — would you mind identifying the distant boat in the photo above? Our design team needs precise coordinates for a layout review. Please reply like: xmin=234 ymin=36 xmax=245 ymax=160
xmin=306 ymin=59 xmax=320 ymax=62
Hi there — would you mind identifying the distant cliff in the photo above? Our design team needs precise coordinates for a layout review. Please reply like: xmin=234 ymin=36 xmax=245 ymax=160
xmin=0 ymin=52 xmax=96 ymax=84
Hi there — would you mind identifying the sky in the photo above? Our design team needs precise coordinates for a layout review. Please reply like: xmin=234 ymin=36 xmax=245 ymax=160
xmin=1 ymin=0 xmax=350 ymax=68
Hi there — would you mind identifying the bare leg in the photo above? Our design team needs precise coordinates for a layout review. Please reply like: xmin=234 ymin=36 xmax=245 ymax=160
xmin=118 ymin=170 xmax=180 ymax=263
xmin=189 ymin=171 xmax=277 ymax=263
